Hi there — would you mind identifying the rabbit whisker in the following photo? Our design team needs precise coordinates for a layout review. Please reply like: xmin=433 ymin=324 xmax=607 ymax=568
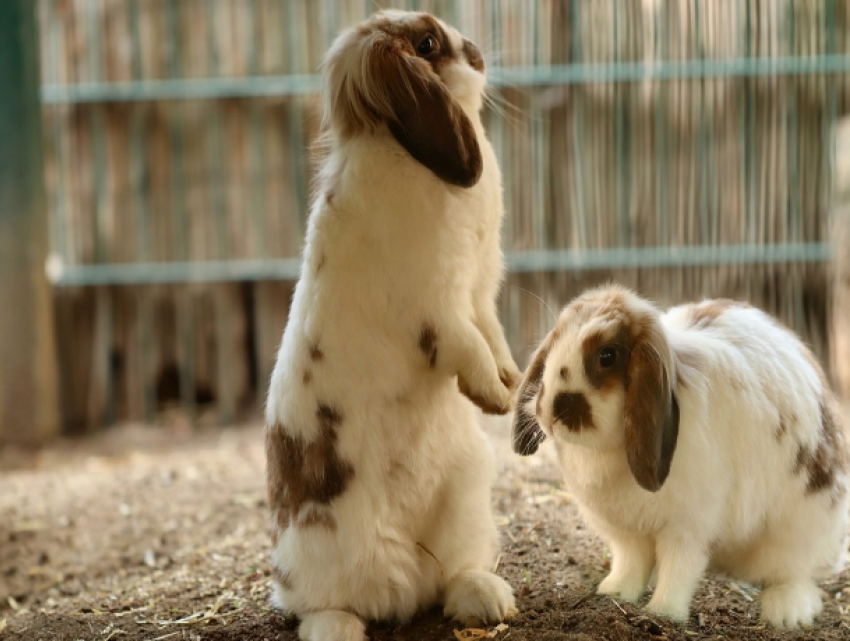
xmin=513 ymin=287 xmax=558 ymax=325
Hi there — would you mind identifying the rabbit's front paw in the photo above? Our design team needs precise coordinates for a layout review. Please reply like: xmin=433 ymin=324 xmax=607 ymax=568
xmin=496 ymin=360 xmax=522 ymax=392
xmin=457 ymin=374 xmax=513 ymax=415
xmin=444 ymin=570 xmax=517 ymax=627
xmin=760 ymin=581 xmax=822 ymax=629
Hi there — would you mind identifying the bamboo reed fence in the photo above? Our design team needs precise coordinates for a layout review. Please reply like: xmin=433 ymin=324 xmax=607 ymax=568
xmin=35 ymin=0 xmax=850 ymax=433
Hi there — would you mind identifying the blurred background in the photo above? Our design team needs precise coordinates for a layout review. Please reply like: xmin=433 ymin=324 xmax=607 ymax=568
xmin=2 ymin=0 xmax=850 ymax=444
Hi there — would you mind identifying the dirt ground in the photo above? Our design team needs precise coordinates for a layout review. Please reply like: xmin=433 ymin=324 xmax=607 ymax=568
xmin=1 ymin=412 xmax=849 ymax=641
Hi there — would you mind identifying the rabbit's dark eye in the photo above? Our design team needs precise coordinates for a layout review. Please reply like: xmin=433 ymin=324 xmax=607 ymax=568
xmin=417 ymin=34 xmax=438 ymax=56
xmin=598 ymin=346 xmax=617 ymax=369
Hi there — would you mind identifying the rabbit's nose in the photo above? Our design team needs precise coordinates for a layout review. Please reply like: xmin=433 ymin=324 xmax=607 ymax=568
xmin=552 ymin=391 xmax=594 ymax=432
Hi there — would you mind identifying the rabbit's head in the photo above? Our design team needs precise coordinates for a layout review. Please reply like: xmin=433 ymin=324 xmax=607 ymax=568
xmin=321 ymin=10 xmax=487 ymax=187
xmin=513 ymin=285 xmax=680 ymax=492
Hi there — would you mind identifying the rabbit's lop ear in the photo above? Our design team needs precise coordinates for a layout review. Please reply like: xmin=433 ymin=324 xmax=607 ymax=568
xmin=384 ymin=57 xmax=482 ymax=187
xmin=512 ymin=340 xmax=550 ymax=456
xmin=624 ymin=320 xmax=679 ymax=492
xmin=322 ymin=23 xmax=482 ymax=187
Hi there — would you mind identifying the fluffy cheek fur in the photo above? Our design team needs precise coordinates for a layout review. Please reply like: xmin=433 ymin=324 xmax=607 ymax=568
xmin=534 ymin=341 xmax=627 ymax=453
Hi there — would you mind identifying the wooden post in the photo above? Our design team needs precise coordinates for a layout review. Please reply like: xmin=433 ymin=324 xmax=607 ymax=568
xmin=0 ymin=1 xmax=61 ymax=445
xmin=833 ymin=118 xmax=850 ymax=401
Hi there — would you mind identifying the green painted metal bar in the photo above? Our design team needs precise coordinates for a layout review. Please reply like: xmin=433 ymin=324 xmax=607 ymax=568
xmin=47 ymin=243 xmax=833 ymax=287
xmin=505 ymin=243 xmax=835 ymax=273
xmin=39 ymin=54 xmax=850 ymax=104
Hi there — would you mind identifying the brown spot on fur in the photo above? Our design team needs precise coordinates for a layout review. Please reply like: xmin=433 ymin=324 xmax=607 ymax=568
xmin=796 ymin=396 xmax=847 ymax=495
xmin=463 ymin=38 xmax=485 ymax=72
xmin=457 ymin=377 xmax=508 ymax=415
xmin=552 ymin=391 xmax=595 ymax=432
xmin=309 ymin=342 xmax=324 ymax=361
xmin=559 ymin=366 xmax=570 ymax=381
xmin=777 ymin=414 xmax=789 ymax=441
xmin=418 ymin=323 xmax=438 ymax=369
xmin=265 ymin=414 xmax=354 ymax=532
xmin=317 ymin=402 xmax=342 ymax=429
xmin=303 ymin=370 xmax=312 ymax=385
xmin=688 ymin=299 xmax=747 ymax=329
xmin=325 ymin=190 xmax=334 ymax=205
xmin=271 ymin=566 xmax=294 ymax=591
xmin=316 ymin=254 xmax=326 ymax=273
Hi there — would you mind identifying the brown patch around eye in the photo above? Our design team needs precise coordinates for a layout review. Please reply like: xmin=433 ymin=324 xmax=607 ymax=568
xmin=418 ymin=322 xmax=438 ymax=368
xmin=582 ymin=329 xmax=631 ymax=393
xmin=418 ymin=16 xmax=454 ymax=56
xmin=552 ymin=391 xmax=594 ymax=432
xmin=309 ymin=342 xmax=324 ymax=362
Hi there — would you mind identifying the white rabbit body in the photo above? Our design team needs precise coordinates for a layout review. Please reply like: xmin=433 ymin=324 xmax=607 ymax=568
xmin=265 ymin=11 xmax=519 ymax=641
xmin=512 ymin=284 xmax=848 ymax=629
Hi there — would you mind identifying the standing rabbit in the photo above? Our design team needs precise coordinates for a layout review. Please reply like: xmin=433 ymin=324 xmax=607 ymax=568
xmin=265 ymin=11 xmax=520 ymax=641
xmin=513 ymin=283 xmax=848 ymax=628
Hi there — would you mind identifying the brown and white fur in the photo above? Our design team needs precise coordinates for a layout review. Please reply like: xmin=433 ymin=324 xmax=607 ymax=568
xmin=265 ymin=11 xmax=520 ymax=641
xmin=513 ymin=283 xmax=848 ymax=629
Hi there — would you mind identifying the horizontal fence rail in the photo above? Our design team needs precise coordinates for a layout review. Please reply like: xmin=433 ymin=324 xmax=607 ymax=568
xmin=48 ymin=243 xmax=835 ymax=286
xmin=42 ymin=55 xmax=850 ymax=104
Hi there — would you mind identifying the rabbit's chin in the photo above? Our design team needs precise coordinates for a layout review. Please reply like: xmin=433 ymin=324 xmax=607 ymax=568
xmin=442 ymin=64 xmax=486 ymax=107
xmin=551 ymin=425 xmax=624 ymax=454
